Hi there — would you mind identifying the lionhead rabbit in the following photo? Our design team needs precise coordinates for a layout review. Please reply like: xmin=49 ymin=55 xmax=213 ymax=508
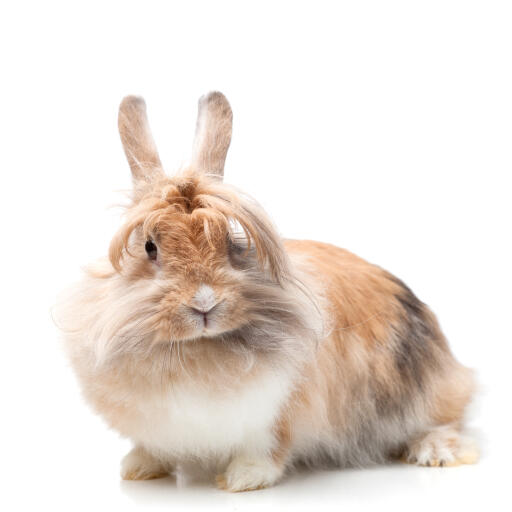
xmin=57 ymin=92 xmax=477 ymax=492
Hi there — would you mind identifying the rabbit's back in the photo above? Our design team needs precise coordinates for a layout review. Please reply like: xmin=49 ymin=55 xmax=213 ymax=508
xmin=283 ymin=239 xmax=474 ymax=466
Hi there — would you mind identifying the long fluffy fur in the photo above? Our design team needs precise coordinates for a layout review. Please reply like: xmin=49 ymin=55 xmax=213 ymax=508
xmin=56 ymin=92 xmax=477 ymax=492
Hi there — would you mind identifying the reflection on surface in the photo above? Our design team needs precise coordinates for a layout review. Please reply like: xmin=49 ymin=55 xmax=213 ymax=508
xmin=119 ymin=459 xmax=486 ymax=511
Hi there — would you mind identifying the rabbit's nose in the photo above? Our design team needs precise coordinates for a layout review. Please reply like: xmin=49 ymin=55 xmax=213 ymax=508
xmin=189 ymin=284 xmax=217 ymax=313
xmin=189 ymin=305 xmax=216 ymax=316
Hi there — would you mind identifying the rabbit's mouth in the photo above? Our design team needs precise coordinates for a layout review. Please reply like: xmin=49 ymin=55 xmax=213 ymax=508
xmin=188 ymin=299 xmax=229 ymax=338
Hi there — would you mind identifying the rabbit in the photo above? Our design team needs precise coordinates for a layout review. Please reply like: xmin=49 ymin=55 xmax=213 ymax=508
xmin=56 ymin=91 xmax=478 ymax=492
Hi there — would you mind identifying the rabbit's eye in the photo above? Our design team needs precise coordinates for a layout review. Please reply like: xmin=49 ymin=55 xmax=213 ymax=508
xmin=228 ymin=238 xmax=244 ymax=255
xmin=145 ymin=240 xmax=157 ymax=261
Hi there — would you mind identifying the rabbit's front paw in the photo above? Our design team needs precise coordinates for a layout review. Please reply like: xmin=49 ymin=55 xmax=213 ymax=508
xmin=121 ymin=446 xmax=169 ymax=480
xmin=216 ymin=456 xmax=284 ymax=492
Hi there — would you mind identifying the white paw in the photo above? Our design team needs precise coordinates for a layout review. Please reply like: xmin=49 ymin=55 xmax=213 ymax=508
xmin=121 ymin=446 xmax=169 ymax=480
xmin=406 ymin=426 xmax=479 ymax=467
xmin=216 ymin=456 xmax=284 ymax=492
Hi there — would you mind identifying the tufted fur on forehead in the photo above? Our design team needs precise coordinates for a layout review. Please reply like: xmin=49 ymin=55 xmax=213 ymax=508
xmin=109 ymin=169 xmax=291 ymax=285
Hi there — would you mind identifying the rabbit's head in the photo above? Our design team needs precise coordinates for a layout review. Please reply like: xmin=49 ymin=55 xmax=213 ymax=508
xmin=97 ymin=92 xmax=309 ymax=354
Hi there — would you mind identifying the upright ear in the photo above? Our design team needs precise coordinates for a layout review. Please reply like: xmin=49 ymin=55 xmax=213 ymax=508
xmin=118 ymin=96 xmax=164 ymax=185
xmin=191 ymin=91 xmax=233 ymax=179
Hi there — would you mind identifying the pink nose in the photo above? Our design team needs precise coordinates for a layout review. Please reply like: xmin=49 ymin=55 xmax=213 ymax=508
xmin=189 ymin=284 xmax=217 ymax=312
xmin=189 ymin=285 xmax=217 ymax=327
xmin=189 ymin=304 xmax=215 ymax=315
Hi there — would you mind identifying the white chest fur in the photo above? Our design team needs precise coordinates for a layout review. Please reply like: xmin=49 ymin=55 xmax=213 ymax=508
xmin=130 ymin=370 xmax=292 ymax=461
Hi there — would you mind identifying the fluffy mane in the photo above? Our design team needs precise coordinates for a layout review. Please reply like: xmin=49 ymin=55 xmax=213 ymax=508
xmin=57 ymin=170 xmax=323 ymax=370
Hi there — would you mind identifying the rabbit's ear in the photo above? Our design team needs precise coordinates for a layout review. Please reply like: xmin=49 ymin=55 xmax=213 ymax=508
xmin=191 ymin=91 xmax=233 ymax=179
xmin=118 ymin=96 xmax=164 ymax=184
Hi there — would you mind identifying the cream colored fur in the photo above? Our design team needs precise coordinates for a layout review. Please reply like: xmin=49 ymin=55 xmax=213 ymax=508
xmin=57 ymin=92 xmax=477 ymax=492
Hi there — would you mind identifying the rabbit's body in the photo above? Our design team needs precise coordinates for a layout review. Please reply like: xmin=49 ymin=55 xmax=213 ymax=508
xmin=58 ymin=92 xmax=477 ymax=492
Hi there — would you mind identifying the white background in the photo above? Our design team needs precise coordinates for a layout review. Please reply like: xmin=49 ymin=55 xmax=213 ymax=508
xmin=1 ymin=1 xmax=511 ymax=511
